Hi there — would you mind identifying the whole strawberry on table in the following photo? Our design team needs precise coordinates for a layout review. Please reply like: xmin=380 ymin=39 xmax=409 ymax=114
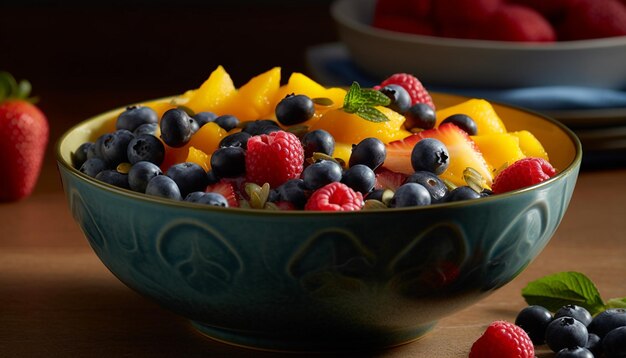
xmin=0 ymin=72 xmax=49 ymax=202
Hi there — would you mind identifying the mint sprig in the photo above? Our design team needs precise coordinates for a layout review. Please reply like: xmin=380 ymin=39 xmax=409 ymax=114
xmin=522 ymin=271 xmax=626 ymax=315
xmin=342 ymin=81 xmax=390 ymax=123
xmin=0 ymin=71 xmax=35 ymax=102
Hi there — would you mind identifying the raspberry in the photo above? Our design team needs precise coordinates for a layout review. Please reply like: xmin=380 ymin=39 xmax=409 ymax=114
xmin=305 ymin=182 xmax=364 ymax=211
xmin=469 ymin=321 xmax=535 ymax=358
xmin=491 ymin=157 xmax=556 ymax=194
xmin=377 ymin=73 xmax=435 ymax=110
xmin=245 ymin=130 xmax=304 ymax=188
xmin=479 ymin=4 xmax=556 ymax=42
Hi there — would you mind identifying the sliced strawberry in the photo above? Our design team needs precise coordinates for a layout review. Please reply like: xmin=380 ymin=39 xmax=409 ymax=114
xmin=374 ymin=168 xmax=408 ymax=191
xmin=383 ymin=123 xmax=493 ymax=187
xmin=206 ymin=179 xmax=240 ymax=207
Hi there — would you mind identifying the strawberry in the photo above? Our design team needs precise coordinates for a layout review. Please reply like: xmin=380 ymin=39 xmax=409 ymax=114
xmin=491 ymin=157 xmax=556 ymax=194
xmin=206 ymin=179 xmax=239 ymax=207
xmin=384 ymin=123 xmax=493 ymax=187
xmin=377 ymin=73 xmax=435 ymax=110
xmin=374 ymin=167 xmax=407 ymax=191
xmin=0 ymin=72 xmax=49 ymax=202
xmin=245 ymin=130 xmax=304 ymax=188
xmin=556 ymin=0 xmax=626 ymax=40
xmin=478 ymin=4 xmax=556 ymax=42
xmin=469 ymin=321 xmax=535 ymax=358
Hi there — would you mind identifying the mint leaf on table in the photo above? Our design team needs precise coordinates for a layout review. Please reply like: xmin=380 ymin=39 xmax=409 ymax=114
xmin=522 ymin=271 xmax=606 ymax=315
xmin=342 ymin=81 xmax=390 ymax=122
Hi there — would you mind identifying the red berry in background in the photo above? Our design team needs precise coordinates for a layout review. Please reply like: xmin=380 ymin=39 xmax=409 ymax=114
xmin=245 ymin=130 xmax=304 ymax=188
xmin=433 ymin=0 xmax=502 ymax=27
xmin=491 ymin=157 xmax=556 ymax=194
xmin=377 ymin=73 xmax=435 ymax=110
xmin=557 ymin=0 xmax=626 ymax=41
xmin=0 ymin=72 xmax=49 ymax=202
xmin=478 ymin=4 xmax=556 ymax=42
xmin=305 ymin=182 xmax=364 ymax=211
xmin=372 ymin=15 xmax=435 ymax=36
xmin=469 ymin=320 xmax=535 ymax=358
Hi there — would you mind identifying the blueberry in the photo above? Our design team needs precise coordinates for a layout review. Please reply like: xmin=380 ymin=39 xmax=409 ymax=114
xmin=406 ymin=171 xmax=448 ymax=203
xmin=390 ymin=183 xmax=431 ymax=208
xmin=603 ymin=326 xmax=626 ymax=358
xmin=302 ymin=159 xmax=343 ymax=190
xmin=515 ymin=305 xmax=553 ymax=345
xmin=379 ymin=84 xmax=411 ymax=114
xmin=116 ymin=105 xmax=158 ymax=132
xmin=441 ymin=114 xmax=478 ymax=135
xmin=193 ymin=111 xmax=217 ymax=127
xmin=341 ymin=164 xmax=376 ymax=194
xmin=588 ymin=308 xmax=626 ymax=338
xmin=555 ymin=305 xmax=593 ymax=327
xmin=166 ymin=162 xmax=209 ymax=198
xmin=206 ymin=170 xmax=219 ymax=185
xmin=127 ymin=134 xmax=165 ymax=165
xmin=86 ymin=140 xmax=99 ymax=160
xmin=128 ymin=161 xmax=162 ymax=193
xmin=585 ymin=333 xmax=602 ymax=356
xmin=275 ymin=94 xmax=315 ymax=126
xmin=242 ymin=119 xmax=280 ymax=135
xmin=160 ymin=108 xmax=194 ymax=147
xmin=404 ymin=103 xmax=436 ymax=130
xmin=71 ymin=142 xmax=93 ymax=169
xmin=480 ymin=188 xmax=493 ymax=197
xmin=349 ymin=137 xmax=386 ymax=170
xmin=210 ymin=146 xmax=246 ymax=178
xmin=185 ymin=191 xmax=229 ymax=207
xmin=272 ymin=178 xmax=308 ymax=209
xmin=445 ymin=186 xmax=481 ymax=202
xmin=133 ymin=122 xmax=159 ymax=136
xmin=411 ymin=138 xmax=449 ymax=175
xmin=555 ymin=347 xmax=594 ymax=358
xmin=145 ymin=175 xmax=182 ymax=200
xmin=301 ymin=129 xmax=335 ymax=158
xmin=219 ymin=131 xmax=252 ymax=149
xmin=95 ymin=170 xmax=130 ymax=189
xmin=214 ymin=115 xmax=239 ymax=132
xmin=546 ymin=316 xmax=589 ymax=353
xmin=365 ymin=189 xmax=387 ymax=202
xmin=79 ymin=157 xmax=108 ymax=178
xmin=98 ymin=129 xmax=135 ymax=166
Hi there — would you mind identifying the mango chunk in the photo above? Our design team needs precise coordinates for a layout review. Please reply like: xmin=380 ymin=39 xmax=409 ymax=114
xmin=436 ymin=99 xmax=507 ymax=135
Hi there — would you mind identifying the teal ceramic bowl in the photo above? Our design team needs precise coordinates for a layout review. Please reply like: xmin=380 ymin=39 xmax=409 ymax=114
xmin=56 ymin=93 xmax=582 ymax=351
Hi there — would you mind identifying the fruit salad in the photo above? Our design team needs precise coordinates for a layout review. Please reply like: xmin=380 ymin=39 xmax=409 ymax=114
xmin=71 ymin=66 xmax=556 ymax=211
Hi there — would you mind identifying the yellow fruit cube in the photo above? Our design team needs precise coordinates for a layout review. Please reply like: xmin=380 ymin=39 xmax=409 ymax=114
xmin=220 ymin=67 xmax=281 ymax=120
xmin=472 ymin=133 xmax=526 ymax=171
xmin=186 ymin=147 xmax=211 ymax=171
xmin=185 ymin=65 xmax=237 ymax=115
xmin=187 ymin=122 xmax=226 ymax=155
xmin=511 ymin=130 xmax=549 ymax=161
xmin=436 ymin=99 xmax=507 ymax=135
xmin=332 ymin=142 xmax=353 ymax=166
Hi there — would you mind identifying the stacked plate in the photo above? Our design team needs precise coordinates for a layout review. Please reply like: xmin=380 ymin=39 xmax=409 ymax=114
xmin=319 ymin=0 xmax=626 ymax=169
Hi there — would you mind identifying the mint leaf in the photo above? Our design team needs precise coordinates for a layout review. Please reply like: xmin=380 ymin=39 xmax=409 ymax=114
xmin=522 ymin=271 xmax=605 ymax=315
xmin=341 ymin=81 xmax=390 ymax=122
xmin=361 ymin=88 xmax=391 ymax=107
xmin=607 ymin=297 xmax=626 ymax=309
xmin=356 ymin=106 xmax=389 ymax=123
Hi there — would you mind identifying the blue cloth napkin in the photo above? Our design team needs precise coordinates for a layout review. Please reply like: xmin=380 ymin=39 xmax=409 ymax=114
xmin=306 ymin=43 xmax=626 ymax=111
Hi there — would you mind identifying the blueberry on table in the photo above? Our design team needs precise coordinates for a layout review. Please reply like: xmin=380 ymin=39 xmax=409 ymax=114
xmin=349 ymin=137 xmax=386 ymax=170
xmin=515 ymin=305 xmax=553 ymax=345
xmin=219 ymin=131 xmax=252 ymax=150
xmin=214 ymin=115 xmax=240 ymax=132
xmin=406 ymin=171 xmax=448 ymax=203
xmin=210 ymin=146 xmax=246 ymax=178
xmin=127 ymin=134 xmax=165 ymax=165
xmin=584 ymin=333 xmax=602 ymax=356
xmin=404 ymin=103 xmax=436 ymax=130
xmin=160 ymin=108 xmax=194 ymax=148
xmin=441 ymin=114 xmax=478 ymax=135
xmin=545 ymin=316 xmax=589 ymax=353
xmin=555 ymin=305 xmax=593 ymax=327
xmin=302 ymin=159 xmax=343 ymax=190
xmin=166 ymin=162 xmax=209 ymax=198
xmin=145 ymin=175 xmax=182 ymax=200
xmin=301 ymin=129 xmax=335 ymax=158
xmin=379 ymin=84 xmax=411 ymax=114
xmin=275 ymin=94 xmax=315 ymax=126
xmin=341 ymin=164 xmax=375 ymax=194
xmin=588 ymin=308 xmax=626 ymax=338
xmin=411 ymin=138 xmax=449 ymax=175
xmin=95 ymin=169 xmax=130 ymax=189
xmin=116 ymin=105 xmax=158 ymax=132
xmin=79 ymin=157 xmax=108 ymax=178
xmin=390 ymin=182 xmax=431 ymax=207
xmin=128 ymin=161 xmax=162 ymax=193
xmin=603 ymin=326 xmax=626 ymax=358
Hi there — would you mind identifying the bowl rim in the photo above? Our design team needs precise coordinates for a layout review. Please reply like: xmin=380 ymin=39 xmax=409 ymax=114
xmin=331 ymin=0 xmax=626 ymax=51
xmin=56 ymin=93 xmax=582 ymax=217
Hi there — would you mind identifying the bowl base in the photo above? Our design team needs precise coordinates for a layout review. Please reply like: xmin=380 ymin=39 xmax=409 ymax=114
xmin=190 ymin=320 xmax=436 ymax=352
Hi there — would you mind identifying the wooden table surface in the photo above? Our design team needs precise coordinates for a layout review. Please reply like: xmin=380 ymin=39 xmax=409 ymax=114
xmin=1 ymin=92 xmax=626 ymax=357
